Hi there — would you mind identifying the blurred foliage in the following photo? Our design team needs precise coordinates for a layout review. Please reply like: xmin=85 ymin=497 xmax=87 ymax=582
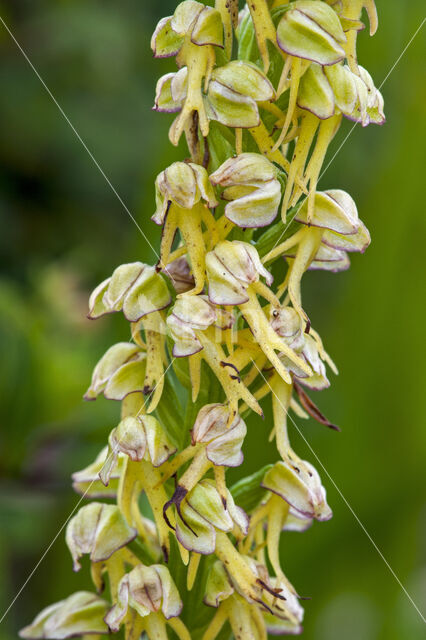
xmin=0 ymin=1 xmax=425 ymax=638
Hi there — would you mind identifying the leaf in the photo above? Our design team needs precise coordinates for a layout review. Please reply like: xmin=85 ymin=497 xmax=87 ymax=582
xmin=230 ymin=464 xmax=273 ymax=513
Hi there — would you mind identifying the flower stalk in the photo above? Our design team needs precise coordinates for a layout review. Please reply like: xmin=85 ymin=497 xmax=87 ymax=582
xmin=21 ymin=1 xmax=383 ymax=639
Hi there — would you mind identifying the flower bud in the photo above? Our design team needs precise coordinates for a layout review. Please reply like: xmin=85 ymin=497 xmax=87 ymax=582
xmin=262 ymin=458 xmax=332 ymax=521
xmin=151 ymin=1 xmax=223 ymax=59
xmin=277 ymin=0 xmax=346 ymax=65
xmin=191 ymin=403 xmax=247 ymax=467
xmin=72 ymin=446 xmax=125 ymax=499
xmin=19 ymin=592 xmax=110 ymax=639
xmin=206 ymin=240 xmax=273 ymax=306
xmin=88 ymin=262 xmax=171 ymax=322
xmin=176 ymin=479 xmax=249 ymax=554
xmin=167 ymin=295 xmax=216 ymax=357
xmin=210 ymin=153 xmax=281 ymax=228
xmin=100 ymin=415 xmax=176 ymax=485
xmin=84 ymin=342 xmax=146 ymax=401
xmin=323 ymin=63 xmax=385 ymax=126
xmin=66 ymin=503 xmax=137 ymax=571
xmin=105 ymin=564 xmax=182 ymax=631
xmin=153 ymin=161 xmax=218 ymax=226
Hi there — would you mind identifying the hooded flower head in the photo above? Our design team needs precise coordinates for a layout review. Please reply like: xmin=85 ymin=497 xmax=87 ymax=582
xmin=100 ymin=415 xmax=177 ymax=485
xmin=206 ymin=240 xmax=273 ymax=306
xmin=295 ymin=189 xmax=370 ymax=252
xmin=174 ymin=479 xmax=249 ymax=555
xmin=88 ymin=262 xmax=171 ymax=322
xmin=262 ymin=457 xmax=332 ymax=522
xmin=19 ymin=592 xmax=110 ymax=639
xmin=206 ymin=60 xmax=275 ymax=129
xmin=210 ymin=153 xmax=282 ymax=228
xmin=297 ymin=61 xmax=385 ymax=125
xmin=152 ymin=161 xmax=217 ymax=226
xmin=84 ymin=342 xmax=146 ymax=402
xmin=167 ymin=295 xmax=217 ymax=357
xmin=153 ymin=161 xmax=218 ymax=294
xmin=271 ymin=307 xmax=331 ymax=390
xmin=66 ymin=503 xmax=137 ymax=571
xmin=191 ymin=403 xmax=247 ymax=467
xmin=155 ymin=60 xmax=274 ymax=131
xmin=105 ymin=564 xmax=182 ymax=631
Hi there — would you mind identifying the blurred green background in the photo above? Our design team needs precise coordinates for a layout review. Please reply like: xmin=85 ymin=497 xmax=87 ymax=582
xmin=0 ymin=1 xmax=425 ymax=638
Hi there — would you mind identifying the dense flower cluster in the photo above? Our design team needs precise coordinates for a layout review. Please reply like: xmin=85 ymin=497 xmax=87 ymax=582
xmin=21 ymin=2 xmax=384 ymax=639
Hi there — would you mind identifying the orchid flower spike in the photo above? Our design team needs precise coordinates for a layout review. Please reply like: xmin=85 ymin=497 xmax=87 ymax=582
xmin=21 ymin=1 xmax=385 ymax=637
